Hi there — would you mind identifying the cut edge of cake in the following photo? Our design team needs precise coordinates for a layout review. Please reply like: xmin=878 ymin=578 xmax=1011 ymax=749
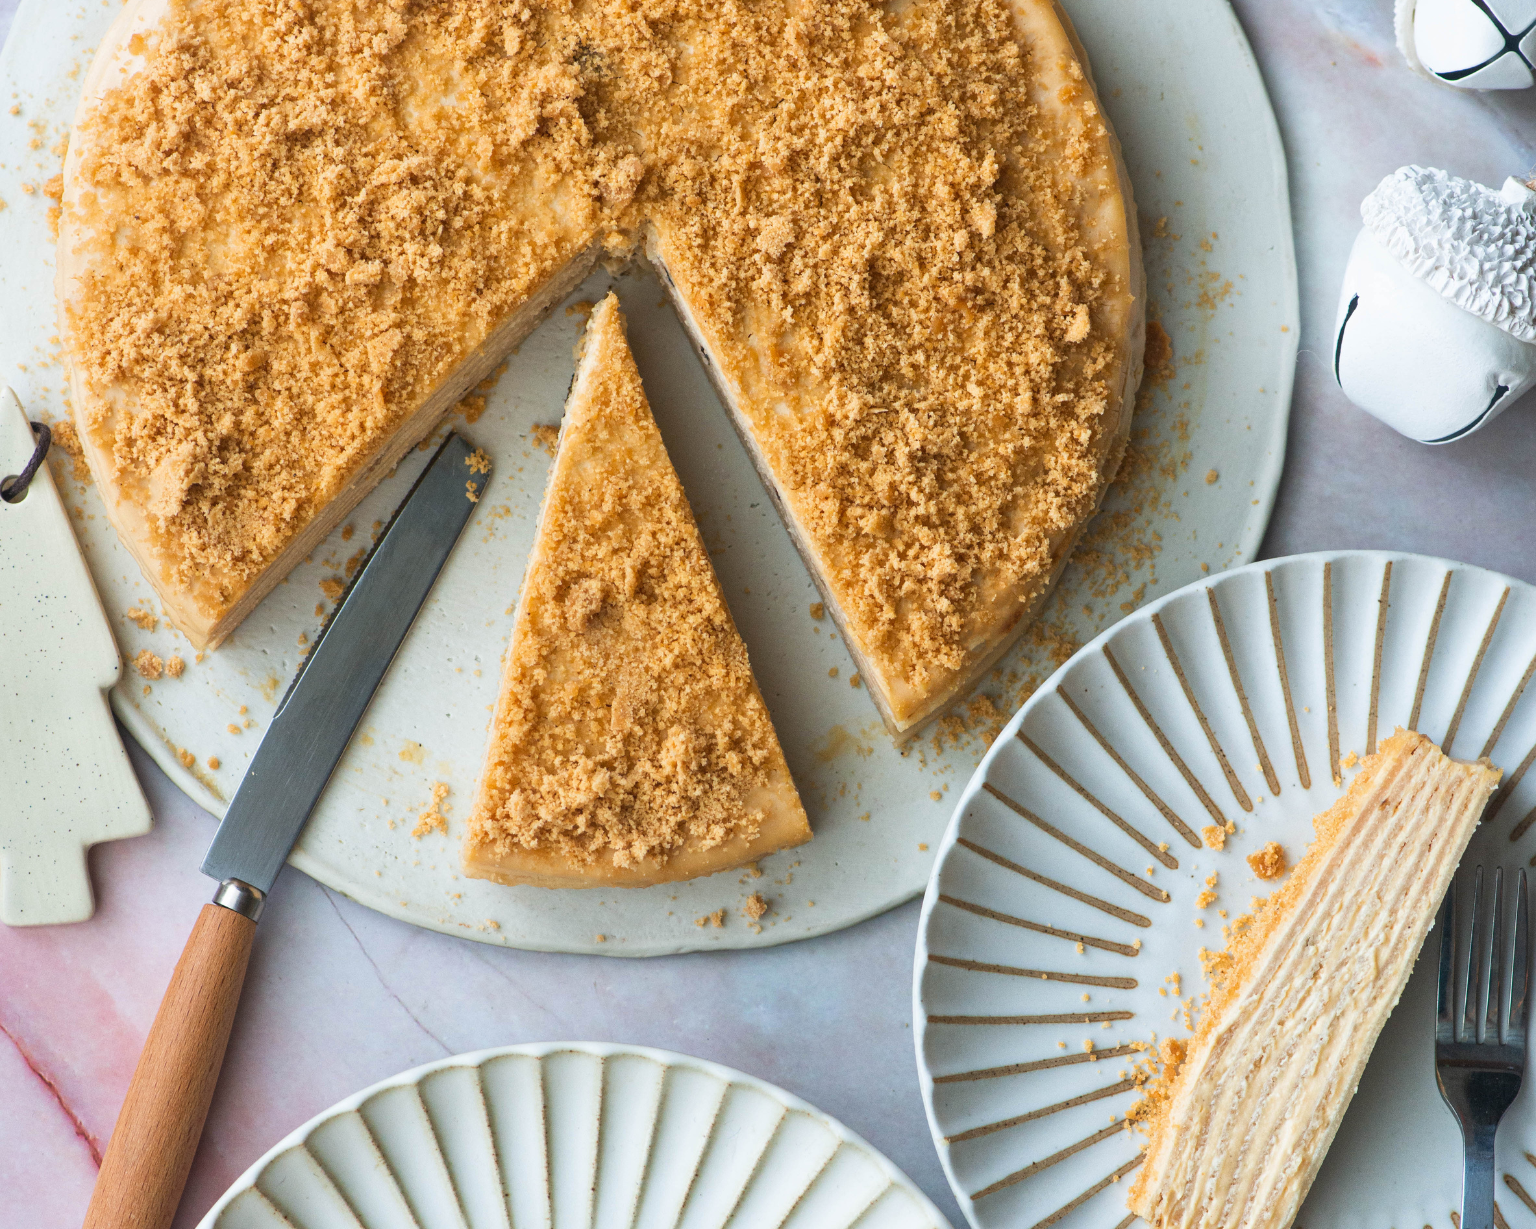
xmin=1126 ymin=728 xmax=1501 ymax=1229
xmin=461 ymin=293 xmax=811 ymax=889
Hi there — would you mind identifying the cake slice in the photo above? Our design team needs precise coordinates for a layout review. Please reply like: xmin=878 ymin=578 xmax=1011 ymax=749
xmin=463 ymin=295 xmax=810 ymax=888
xmin=1127 ymin=729 xmax=1501 ymax=1229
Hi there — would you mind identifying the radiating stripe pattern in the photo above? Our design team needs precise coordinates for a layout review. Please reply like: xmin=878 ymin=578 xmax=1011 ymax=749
xmin=202 ymin=1044 xmax=949 ymax=1229
xmin=916 ymin=553 xmax=1536 ymax=1229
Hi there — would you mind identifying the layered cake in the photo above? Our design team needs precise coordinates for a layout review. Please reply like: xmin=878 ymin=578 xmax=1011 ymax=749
xmin=58 ymin=0 xmax=1142 ymax=735
xmin=1128 ymin=729 xmax=1500 ymax=1229
xmin=463 ymin=295 xmax=809 ymax=888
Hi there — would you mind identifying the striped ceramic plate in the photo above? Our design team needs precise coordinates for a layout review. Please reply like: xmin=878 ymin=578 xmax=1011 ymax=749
xmin=199 ymin=1042 xmax=950 ymax=1229
xmin=916 ymin=551 xmax=1536 ymax=1229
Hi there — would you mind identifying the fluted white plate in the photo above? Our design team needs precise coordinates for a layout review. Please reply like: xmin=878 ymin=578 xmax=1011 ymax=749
xmin=916 ymin=551 xmax=1536 ymax=1229
xmin=0 ymin=0 xmax=1295 ymax=953
xmin=197 ymin=1043 xmax=952 ymax=1229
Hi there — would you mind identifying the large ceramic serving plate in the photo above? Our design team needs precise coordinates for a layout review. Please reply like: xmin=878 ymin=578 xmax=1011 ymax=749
xmin=915 ymin=551 xmax=1536 ymax=1229
xmin=0 ymin=0 xmax=1296 ymax=953
xmin=197 ymin=1043 xmax=952 ymax=1229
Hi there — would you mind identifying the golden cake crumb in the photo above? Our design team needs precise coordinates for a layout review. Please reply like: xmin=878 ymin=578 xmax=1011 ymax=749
xmin=1341 ymin=750 xmax=1359 ymax=769
xmin=176 ymin=748 xmax=195 ymax=769
xmin=412 ymin=782 xmax=451 ymax=838
xmin=695 ymin=909 xmax=726 ymax=929
xmin=134 ymin=649 xmax=163 ymax=680
xmin=226 ymin=723 xmax=240 ymax=735
xmin=47 ymin=416 xmax=92 ymax=483
xmin=125 ymin=606 xmax=157 ymax=631
xmin=1195 ymin=889 xmax=1217 ymax=908
xmin=1247 ymin=841 xmax=1287 ymax=880
xmin=1201 ymin=824 xmax=1226 ymax=851
xmin=530 ymin=425 xmax=560 ymax=458
xmin=165 ymin=655 xmax=185 ymax=678
xmin=319 ymin=578 xmax=345 ymax=601
xmin=207 ymin=756 xmax=220 ymax=770
xmin=1205 ymin=469 xmax=1220 ymax=485
xmin=744 ymin=892 xmax=769 ymax=920
xmin=809 ymin=603 xmax=825 ymax=621
xmin=467 ymin=448 xmax=492 ymax=475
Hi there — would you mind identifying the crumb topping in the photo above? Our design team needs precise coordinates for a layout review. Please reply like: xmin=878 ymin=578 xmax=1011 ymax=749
xmin=65 ymin=0 xmax=1130 ymax=688
xmin=134 ymin=648 xmax=163 ymax=679
xmin=466 ymin=298 xmax=793 ymax=869
xmin=743 ymin=891 xmax=768 ymax=920
xmin=1246 ymin=840 xmax=1287 ymax=880
xmin=413 ymin=781 xmax=450 ymax=837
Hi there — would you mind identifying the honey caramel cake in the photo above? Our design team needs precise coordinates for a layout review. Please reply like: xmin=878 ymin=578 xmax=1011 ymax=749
xmin=463 ymin=295 xmax=810 ymax=888
xmin=1127 ymin=730 xmax=1500 ymax=1229
xmin=58 ymin=0 xmax=1142 ymax=733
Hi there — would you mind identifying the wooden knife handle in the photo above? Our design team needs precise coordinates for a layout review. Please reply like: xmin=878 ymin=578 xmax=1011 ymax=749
xmin=84 ymin=902 xmax=256 ymax=1229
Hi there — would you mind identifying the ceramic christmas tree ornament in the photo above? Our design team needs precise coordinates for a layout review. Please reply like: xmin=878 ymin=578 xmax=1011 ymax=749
xmin=1333 ymin=166 xmax=1536 ymax=443
xmin=1397 ymin=0 xmax=1536 ymax=88
xmin=0 ymin=386 xmax=151 ymax=925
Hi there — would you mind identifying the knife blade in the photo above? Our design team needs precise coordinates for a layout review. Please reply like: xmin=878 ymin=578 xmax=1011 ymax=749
xmin=83 ymin=429 xmax=493 ymax=1229
xmin=202 ymin=429 xmax=492 ymax=903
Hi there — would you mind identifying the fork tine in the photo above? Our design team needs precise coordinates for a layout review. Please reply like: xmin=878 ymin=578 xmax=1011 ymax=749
xmin=1487 ymin=868 xmax=1505 ymax=1042
xmin=1462 ymin=866 xmax=1486 ymax=1044
xmin=1512 ymin=870 xmax=1530 ymax=1051
xmin=1438 ymin=881 xmax=1457 ymax=1044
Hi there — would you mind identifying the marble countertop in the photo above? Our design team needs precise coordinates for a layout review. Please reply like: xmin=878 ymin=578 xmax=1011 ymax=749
xmin=4 ymin=1 xmax=1536 ymax=1226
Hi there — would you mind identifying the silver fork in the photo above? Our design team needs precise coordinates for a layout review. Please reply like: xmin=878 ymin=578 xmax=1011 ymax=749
xmin=1436 ymin=867 xmax=1530 ymax=1229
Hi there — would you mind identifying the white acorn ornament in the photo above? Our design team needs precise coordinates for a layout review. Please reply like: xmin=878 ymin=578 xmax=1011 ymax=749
xmin=1333 ymin=165 xmax=1536 ymax=444
xmin=1396 ymin=0 xmax=1536 ymax=88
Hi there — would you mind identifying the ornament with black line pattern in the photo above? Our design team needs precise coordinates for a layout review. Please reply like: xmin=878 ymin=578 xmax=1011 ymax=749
xmin=1396 ymin=0 xmax=1536 ymax=89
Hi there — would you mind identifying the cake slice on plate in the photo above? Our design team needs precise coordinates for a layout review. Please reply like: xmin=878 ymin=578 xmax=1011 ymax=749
xmin=1127 ymin=728 xmax=1500 ymax=1229
xmin=463 ymin=295 xmax=810 ymax=888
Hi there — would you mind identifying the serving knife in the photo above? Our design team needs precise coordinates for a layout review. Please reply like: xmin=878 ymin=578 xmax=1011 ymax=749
xmin=82 ymin=432 xmax=492 ymax=1229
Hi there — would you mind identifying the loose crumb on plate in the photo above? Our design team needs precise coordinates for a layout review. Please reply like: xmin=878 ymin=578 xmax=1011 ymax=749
xmin=1247 ymin=841 xmax=1287 ymax=880
xmin=412 ymin=782 xmax=451 ymax=838
xmin=134 ymin=649 xmax=163 ymax=679
xmin=530 ymin=425 xmax=559 ymax=457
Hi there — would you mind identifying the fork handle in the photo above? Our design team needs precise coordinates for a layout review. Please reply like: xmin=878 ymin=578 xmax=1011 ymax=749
xmin=1462 ymin=1120 xmax=1499 ymax=1229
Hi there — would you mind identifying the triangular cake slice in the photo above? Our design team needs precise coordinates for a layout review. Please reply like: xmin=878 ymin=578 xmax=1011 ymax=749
xmin=464 ymin=294 xmax=810 ymax=888
xmin=1127 ymin=729 xmax=1501 ymax=1229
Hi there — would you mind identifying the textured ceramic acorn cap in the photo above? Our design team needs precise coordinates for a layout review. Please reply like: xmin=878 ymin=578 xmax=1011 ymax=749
xmin=1362 ymin=165 xmax=1536 ymax=342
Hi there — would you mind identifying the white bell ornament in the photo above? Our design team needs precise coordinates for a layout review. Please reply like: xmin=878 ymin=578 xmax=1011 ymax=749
xmin=1333 ymin=166 xmax=1536 ymax=443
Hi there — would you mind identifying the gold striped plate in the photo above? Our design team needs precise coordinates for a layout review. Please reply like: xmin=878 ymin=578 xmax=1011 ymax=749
xmin=915 ymin=551 xmax=1536 ymax=1229
xmin=199 ymin=1043 xmax=951 ymax=1229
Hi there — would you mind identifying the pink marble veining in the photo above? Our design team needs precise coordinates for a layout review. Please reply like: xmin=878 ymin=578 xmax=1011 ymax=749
xmin=6 ymin=1 xmax=1536 ymax=1227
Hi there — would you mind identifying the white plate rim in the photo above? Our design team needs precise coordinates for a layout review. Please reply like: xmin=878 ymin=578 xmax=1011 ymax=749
xmin=195 ymin=1040 xmax=956 ymax=1229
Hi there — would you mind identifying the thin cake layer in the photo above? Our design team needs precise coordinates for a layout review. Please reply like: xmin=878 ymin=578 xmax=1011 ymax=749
xmin=1128 ymin=729 xmax=1501 ymax=1229
xmin=463 ymin=295 xmax=810 ymax=888
xmin=59 ymin=0 xmax=1140 ymax=735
